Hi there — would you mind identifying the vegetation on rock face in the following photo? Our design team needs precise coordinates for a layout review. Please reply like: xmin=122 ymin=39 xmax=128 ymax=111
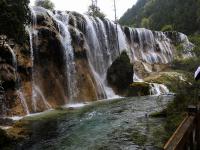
xmin=172 ymin=35 xmax=200 ymax=72
xmin=161 ymin=25 xmax=173 ymax=32
xmin=107 ymin=51 xmax=133 ymax=93
xmin=35 ymin=0 xmax=55 ymax=11
xmin=119 ymin=0 xmax=200 ymax=35
xmin=0 ymin=0 xmax=30 ymax=43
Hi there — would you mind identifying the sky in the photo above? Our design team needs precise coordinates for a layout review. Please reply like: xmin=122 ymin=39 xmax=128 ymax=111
xmin=30 ymin=0 xmax=137 ymax=20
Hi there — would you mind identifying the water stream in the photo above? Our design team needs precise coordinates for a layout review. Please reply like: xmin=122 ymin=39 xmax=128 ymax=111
xmin=16 ymin=95 xmax=173 ymax=150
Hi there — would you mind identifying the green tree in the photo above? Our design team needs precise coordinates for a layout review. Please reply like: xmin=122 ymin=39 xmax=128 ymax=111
xmin=141 ymin=17 xmax=150 ymax=28
xmin=35 ymin=0 xmax=55 ymax=11
xmin=119 ymin=0 xmax=200 ymax=34
xmin=0 ymin=0 xmax=30 ymax=43
xmin=87 ymin=5 xmax=105 ymax=19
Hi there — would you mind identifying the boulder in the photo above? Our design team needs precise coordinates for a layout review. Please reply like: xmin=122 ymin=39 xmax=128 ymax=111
xmin=107 ymin=52 xmax=133 ymax=94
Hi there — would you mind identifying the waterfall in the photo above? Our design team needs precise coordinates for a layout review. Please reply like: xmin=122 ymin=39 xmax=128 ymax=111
xmin=16 ymin=7 xmax=182 ymax=115
xmin=51 ymin=11 xmax=79 ymax=102
xmin=126 ymin=28 xmax=174 ymax=64
xmin=4 ymin=44 xmax=17 ymax=68
xmin=150 ymin=83 xmax=170 ymax=96
xmin=29 ymin=7 xmax=52 ymax=112
xmin=17 ymin=90 xmax=30 ymax=115
xmin=3 ymin=37 xmax=30 ymax=115
xmin=83 ymin=15 xmax=121 ymax=99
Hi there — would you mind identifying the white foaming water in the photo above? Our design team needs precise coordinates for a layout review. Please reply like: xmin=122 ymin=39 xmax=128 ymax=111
xmin=7 ymin=116 xmax=23 ymax=121
xmin=0 ymin=126 xmax=11 ymax=130
xmin=65 ymin=103 xmax=88 ymax=108
xmin=150 ymin=83 xmax=170 ymax=96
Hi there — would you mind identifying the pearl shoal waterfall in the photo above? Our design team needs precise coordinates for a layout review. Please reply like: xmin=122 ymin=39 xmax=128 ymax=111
xmin=1 ymin=6 xmax=194 ymax=116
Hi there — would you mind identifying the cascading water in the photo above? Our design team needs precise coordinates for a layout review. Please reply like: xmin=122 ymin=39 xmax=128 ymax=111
xmin=17 ymin=90 xmax=30 ymax=115
xmin=29 ymin=7 xmax=52 ymax=112
xmin=51 ymin=11 xmax=79 ymax=102
xmin=150 ymin=83 xmax=170 ymax=96
xmin=4 ymin=39 xmax=30 ymax=115
xmin=83 ymin=15 xmax=122 ymax=99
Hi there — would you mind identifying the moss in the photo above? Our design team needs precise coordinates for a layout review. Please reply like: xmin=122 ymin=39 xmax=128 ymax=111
xmin=150 ymin=110 xmax=167 ymax=118
xmin=127 ymin=82 xmax=150 ymax=96
xmin=144 ymin=71 xmax=189 ymax=93
xmin=161 ymin=24 xmax=173 ymax=32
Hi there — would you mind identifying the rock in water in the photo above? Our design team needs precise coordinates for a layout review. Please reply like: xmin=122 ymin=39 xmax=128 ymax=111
xmin=107 ymin=52 xmax=133 ymax=93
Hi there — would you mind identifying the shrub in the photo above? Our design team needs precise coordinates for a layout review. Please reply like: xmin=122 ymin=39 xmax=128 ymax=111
xmin=35 ymin=0 xmax=55 ymax=11
xmin=161 ymin=25 xmax=173 ymax=32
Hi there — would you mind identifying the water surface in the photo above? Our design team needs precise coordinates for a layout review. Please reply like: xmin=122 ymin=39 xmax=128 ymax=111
xmin=19 ymin=96 xmax=173 ymax=150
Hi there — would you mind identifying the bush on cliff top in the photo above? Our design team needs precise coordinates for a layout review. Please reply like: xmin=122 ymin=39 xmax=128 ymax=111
xmin=35 ymin=0 xmax=55 ymax=11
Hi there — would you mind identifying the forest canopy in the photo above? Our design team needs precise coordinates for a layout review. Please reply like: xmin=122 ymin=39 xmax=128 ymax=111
xmin=119 ymin=0 xmax=200 ymax=35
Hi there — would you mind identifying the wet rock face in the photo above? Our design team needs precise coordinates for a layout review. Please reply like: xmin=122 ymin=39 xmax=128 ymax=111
xmin=27 ymin=8 xmax=100 ymax=109
xmin=107 ymin=52 xmax=133 ymax=93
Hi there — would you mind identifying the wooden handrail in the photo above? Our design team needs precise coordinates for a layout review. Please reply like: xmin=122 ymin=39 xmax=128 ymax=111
xmin=164 ymin=116 xmax=195 ymax=150
xmin=163 ymin=105 xmax=200 ymax=150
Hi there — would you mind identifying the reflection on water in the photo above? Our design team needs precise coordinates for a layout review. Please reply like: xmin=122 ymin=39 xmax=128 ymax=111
xmin=18 ymin=96 xmax=173 ymax=150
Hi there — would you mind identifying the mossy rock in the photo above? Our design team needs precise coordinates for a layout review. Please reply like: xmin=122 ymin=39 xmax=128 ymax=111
xmin=127 ymin=82 xmax=150 ymax=96
xmin=0 ymin=128 xmax=12 ymax=148
xmin=107 ymin=51 xmax=133 ymax=93
xmin=144 ymin=72 xmax=189 ymax=93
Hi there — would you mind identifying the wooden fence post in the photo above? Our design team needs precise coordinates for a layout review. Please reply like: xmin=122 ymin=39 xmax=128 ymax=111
xmin=196 ymin=105 xmax=200 ymax=148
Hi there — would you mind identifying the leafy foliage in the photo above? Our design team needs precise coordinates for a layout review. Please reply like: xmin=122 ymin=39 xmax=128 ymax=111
xmin=161 ymin=25 xmax=173 ymax=32
xmin=0 ymin=0 xmax=30 ymax=43
xmin=86 ymin=5 xmax=105 ymax=19
xmin=119 ymin=0 xmax=200 ymax=34
xmin=35 ymin=0 xmax=55 ymax=11
xmin=189 ymin=35 xmax=200 ymax=57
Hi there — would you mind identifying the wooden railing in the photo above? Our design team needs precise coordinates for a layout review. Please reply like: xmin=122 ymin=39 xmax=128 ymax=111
xmin=164 ymin=105 xmax=200 ymax=150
